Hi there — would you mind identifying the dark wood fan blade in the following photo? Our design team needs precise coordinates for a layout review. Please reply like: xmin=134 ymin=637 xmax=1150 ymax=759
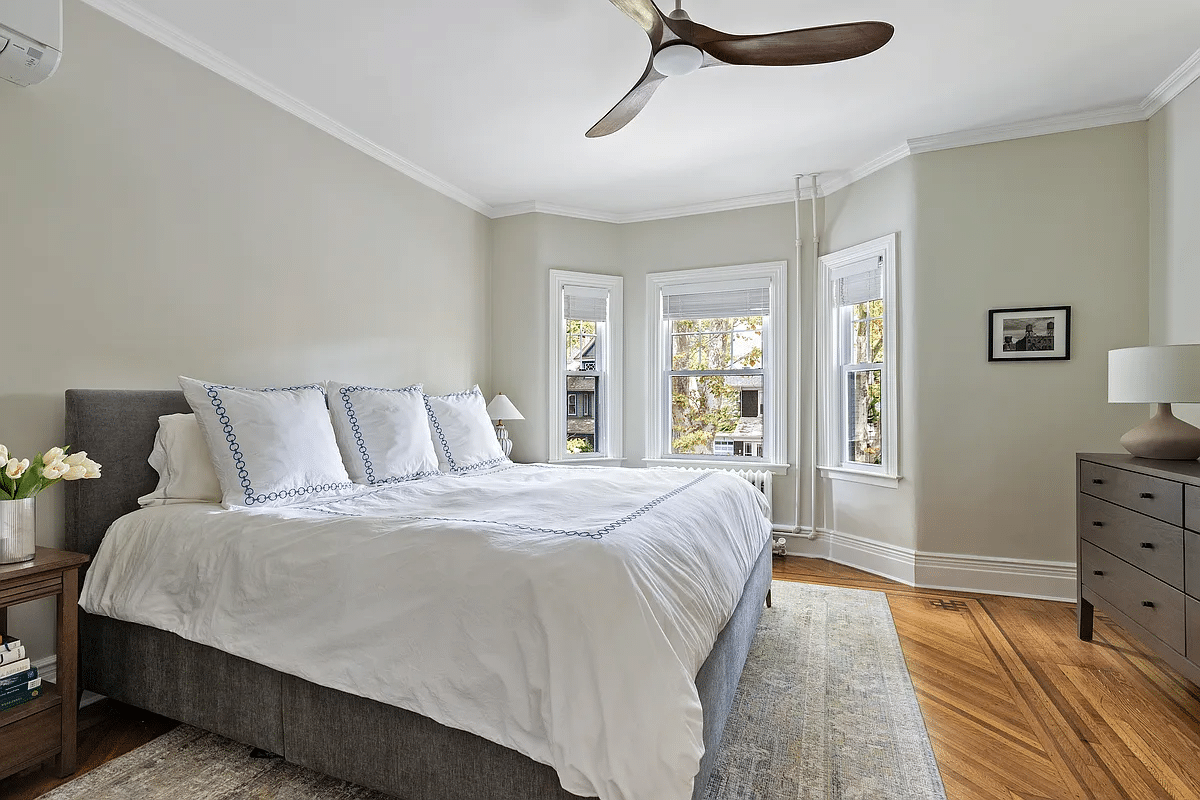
xmin=670 ymin=19 xmax=894 ymax=67
xmin=586 ymin=62 xmax=668 ymax=138
xmin=605 ymin=0 xmax=664 ymax=39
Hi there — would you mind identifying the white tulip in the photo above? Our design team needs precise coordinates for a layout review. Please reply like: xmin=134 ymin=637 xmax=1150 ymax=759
xmin=5 ymin=458 xmax=28 ymax=480
xmin=42 ymin=460 xmax=69 ymax=480
xmin=43 ymin=447 xmax=64 ymax=466
xmin=64 ymin=452 xmax=88 ymax=467
xmin=62 ymin=464 xmax=88 ymax=481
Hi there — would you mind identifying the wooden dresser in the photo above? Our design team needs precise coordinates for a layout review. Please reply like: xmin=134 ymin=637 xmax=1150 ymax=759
xmin=1077 ymin=453 xmax=1200 ymax=685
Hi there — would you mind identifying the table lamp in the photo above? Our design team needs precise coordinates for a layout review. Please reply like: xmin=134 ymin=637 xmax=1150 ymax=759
xmin=1108 ymin=345 xmax=1200 ymax=460
xmin=486 ymin=393 xmax=524 ymax=457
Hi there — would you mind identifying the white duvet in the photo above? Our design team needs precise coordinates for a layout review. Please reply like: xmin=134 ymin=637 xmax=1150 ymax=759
xmin=80 ymin=464 xmax=771 ymax=800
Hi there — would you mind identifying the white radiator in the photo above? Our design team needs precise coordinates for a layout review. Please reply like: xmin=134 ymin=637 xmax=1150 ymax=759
xmin=667 ymin=467 xmax=773 ymax=515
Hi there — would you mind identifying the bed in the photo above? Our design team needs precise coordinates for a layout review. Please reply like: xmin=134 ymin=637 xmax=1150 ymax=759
xmin=64 ymin=388 xmax=774 ymax=800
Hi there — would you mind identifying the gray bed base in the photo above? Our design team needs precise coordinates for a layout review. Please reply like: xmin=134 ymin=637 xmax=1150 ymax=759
xmin=65 ymin=389 xmax=772 ymax=800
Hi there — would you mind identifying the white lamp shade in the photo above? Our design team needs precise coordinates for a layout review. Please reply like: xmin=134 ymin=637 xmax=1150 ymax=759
xmin=486 ymin=393 xmax=524 ymax=421
xmin=1109 ymin=345 xmax=1200 ymax=403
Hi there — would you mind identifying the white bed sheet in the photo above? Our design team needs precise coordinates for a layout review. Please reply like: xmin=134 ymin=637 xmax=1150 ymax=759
xmin=80 ymin=464 xmax=771 ymax=800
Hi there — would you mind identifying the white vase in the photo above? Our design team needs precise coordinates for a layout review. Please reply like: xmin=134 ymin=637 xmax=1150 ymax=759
xmin=0 ymin=497 xmax=36 ymax=564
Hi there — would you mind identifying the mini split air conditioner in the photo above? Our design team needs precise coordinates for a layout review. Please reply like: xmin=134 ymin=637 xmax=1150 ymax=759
xmin=0 ymin=0 xmax=62 ymax=87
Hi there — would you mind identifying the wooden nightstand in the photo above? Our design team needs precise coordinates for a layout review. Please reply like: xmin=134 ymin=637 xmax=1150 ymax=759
xmin=0 ymin=546 xmax=89 ymax=780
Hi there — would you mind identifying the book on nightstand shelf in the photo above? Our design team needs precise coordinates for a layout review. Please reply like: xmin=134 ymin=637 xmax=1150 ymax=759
xmin=0 ymin=646 xmax=26 ymax=667
xmin=0 ymin=658 xmax=33 ymax=682
xmin=0 ymin=685 xmax=41 ymax=711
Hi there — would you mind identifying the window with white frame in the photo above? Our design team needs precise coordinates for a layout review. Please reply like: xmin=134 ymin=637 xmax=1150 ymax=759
xmin=818 ymin=234 xmax=898 ymax=482
xmin=548 ymin=270 xmax=623 ymax=463
xmin=645 ymin=262 xmax=787 ymax=470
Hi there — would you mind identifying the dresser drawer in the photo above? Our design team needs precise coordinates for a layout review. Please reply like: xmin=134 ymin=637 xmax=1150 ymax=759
xmin=1078 ymin=494 xmax=1184 ymax=589
xmin=1082 ymin=541 xmax=1186 ymax=653
xmin=1186 ymin=485 xmax=1200 ymax=533
xmin=1080 ymin=461 xmax=1183 ymax=526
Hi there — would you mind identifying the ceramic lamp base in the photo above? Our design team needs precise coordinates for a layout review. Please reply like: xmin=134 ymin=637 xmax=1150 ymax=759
xmin=495 ymin=423 xmax=513 ymax=458
xmin=0 ymin=497 xmax=36 ymax=564
xmin=1120 ymin=403 xmax=1200 ymax=460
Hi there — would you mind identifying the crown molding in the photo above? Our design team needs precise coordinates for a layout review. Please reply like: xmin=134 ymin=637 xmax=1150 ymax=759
xmin=78 ymin=3 xmax=1200 ymax=224
xmin=80 ymin=0 xmax=492 ymax=217
xmin=1142 ymin=46 xmax=1200 ymax=117
xmin=906 ymin=103 xmax=1148 ymax=155
xmin=490 ymin=201 xmax=622 ymax=223
xmin=819 ymin=143 xmax=912 ymax=196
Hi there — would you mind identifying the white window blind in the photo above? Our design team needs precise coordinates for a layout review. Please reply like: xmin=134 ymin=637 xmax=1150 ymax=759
xmin=662 ymin=278 xmax=771 ymax=320
xmin=564 ymin=285 xmax=608 ymax=322
xmin=834 ymin=257 xmax=883 ymax=307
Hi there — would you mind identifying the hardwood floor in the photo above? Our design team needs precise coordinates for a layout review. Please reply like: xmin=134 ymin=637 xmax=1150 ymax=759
xmin=775 ymin=556 xmax=1200 ymax=800
xmin=6 ymin=557 xmax=1200 ymax=799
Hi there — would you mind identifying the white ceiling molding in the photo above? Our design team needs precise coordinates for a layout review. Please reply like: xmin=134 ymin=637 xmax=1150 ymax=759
xmin=1142 ymin=46 xmax=1200 ymax=118
xmin=490 ymin=201 xmax=623 ymax=224
xmin=819 ymin=143 xmax=913 ymax=197
xmin=906 ymin=103 xmax=1148 ymax=156
xmin=79 ymin=0 xmax=491 ymax=217
xmin=77 ymin=2 xmax=1200 ymax=224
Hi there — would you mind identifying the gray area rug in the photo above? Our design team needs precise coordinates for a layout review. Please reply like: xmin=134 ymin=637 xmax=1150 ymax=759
xmin=40 ymin=581 xmax=945 ymax=800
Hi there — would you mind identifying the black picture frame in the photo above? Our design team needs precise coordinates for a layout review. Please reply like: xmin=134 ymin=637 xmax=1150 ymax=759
xmin=987 ymin=305 xmax=1071 ymax=362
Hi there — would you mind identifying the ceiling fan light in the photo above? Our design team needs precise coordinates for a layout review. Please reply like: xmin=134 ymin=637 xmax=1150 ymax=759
xmin=653 ymin=43 xmax=703 ymax=77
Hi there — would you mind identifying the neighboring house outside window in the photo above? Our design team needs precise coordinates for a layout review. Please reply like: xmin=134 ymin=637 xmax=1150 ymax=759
xmin=645 ymin=261 xmax=788 ymax=473
xmin=548 ymin=270 xmax=623 ymax=464
xmin=818 ymin=233 xmax=898 ymax=487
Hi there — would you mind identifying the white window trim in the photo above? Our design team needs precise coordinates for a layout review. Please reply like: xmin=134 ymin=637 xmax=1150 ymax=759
xmin=645 ymin=261 xmax=787 ymax=468
xmin=548 ymin=270 xmax=623 ymax=464
xmin=817 ymin=233 xmax=899 ymax=484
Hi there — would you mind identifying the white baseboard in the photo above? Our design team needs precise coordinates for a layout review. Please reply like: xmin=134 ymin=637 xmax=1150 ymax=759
xmin=773 ymin=528 xmax=1075 ymax=602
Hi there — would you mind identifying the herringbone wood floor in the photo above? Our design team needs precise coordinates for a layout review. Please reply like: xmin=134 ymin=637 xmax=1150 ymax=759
xmin=7 ymin=557 xmax=1200 ymax=800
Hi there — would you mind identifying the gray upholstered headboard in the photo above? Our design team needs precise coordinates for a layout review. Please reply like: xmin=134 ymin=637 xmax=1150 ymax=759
xmin=65 ymin=389 xmax=191 ymax=565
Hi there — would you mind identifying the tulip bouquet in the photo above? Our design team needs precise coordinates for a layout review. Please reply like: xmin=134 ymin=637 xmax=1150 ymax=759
xmin=0 ymin=445 xmax=102 ymax=500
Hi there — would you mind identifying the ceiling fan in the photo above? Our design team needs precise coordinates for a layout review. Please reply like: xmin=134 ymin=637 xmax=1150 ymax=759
xmin=588 ymin=0 xmax=894 ymax=137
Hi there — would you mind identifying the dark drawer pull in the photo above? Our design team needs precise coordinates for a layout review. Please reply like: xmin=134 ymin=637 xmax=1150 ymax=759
xmin=1142 ymin=601 xmax=1155 ymax=608
xmin=1092 ymin=521 xmax=1103 ymax=527
xmin=1092 ymin=570 xmax=1104 ymax=576
xmin=1140 ymin=492 xmax=1154 ymax=499
xmin=1092 ymin=478 xmax=1104 ymax=484
xmin=1140 ymin=542 xmax=1154 ymax=549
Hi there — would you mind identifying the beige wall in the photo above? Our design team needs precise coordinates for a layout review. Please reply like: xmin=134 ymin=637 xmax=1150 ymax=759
xmin=911 ymin=125 xmax=1149 ymax=562
xmin=1149 ymin=78 xmax=1200 ymax=424
xmin=490 ymin=214 xmax=623 ymax=463
xmin=821 ymin=159 xmax=920 ymax=551
xmin=491 ymin=203 xmax=814 ymax=529
xmin=1 ymin=1 xmax=492 ymax=661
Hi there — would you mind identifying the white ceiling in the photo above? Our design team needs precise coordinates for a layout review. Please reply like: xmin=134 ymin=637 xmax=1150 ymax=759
xmin=89 ymin=0 xmax=1200 ymax=220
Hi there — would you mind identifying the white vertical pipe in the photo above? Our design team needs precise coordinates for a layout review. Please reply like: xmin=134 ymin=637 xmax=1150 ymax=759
xmin=808 ymin=174 xmax=820 ymax=539
xmin=792 ymin=176 xmax=803 ymax=538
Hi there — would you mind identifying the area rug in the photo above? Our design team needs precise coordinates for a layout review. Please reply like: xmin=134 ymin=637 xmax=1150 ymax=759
xmin=39 ymin=581 xmax=945 ymax=800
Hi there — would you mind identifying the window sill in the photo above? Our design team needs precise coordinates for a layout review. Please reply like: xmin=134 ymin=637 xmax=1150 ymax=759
xmin=643 ymin=458 xmax=790 ymax=476
xmin=549 ymin=457 xmax=626 ymax=468
xmin=818 ymin=466 xmax=900 ymax=488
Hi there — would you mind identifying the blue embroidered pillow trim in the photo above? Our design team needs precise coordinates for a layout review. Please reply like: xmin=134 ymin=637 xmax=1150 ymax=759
xmin=337 ymin=384 xmax=427 ymax=485
xmin=204 ymin=383 xmax=355 ymax=507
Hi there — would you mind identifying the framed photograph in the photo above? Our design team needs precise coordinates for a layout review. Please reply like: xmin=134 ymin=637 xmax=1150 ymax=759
xmin=988 ymin=306 xmax=1071 ymax=362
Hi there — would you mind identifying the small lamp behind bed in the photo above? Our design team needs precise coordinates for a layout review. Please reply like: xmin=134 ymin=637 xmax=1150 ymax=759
xmin=486 ymin=393 xmax=524 ymax=457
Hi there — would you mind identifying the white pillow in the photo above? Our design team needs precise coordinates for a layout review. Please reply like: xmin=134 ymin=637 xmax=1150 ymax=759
xmin=138 ymin=414 xmax=222 ymax=506
xmin=424 ymin=385 xmax=508 ymax=474
xmin=179 ymin=376 xmax=357 ymax=508
xmin=327 ymin=382 xmax=439 ymax=485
